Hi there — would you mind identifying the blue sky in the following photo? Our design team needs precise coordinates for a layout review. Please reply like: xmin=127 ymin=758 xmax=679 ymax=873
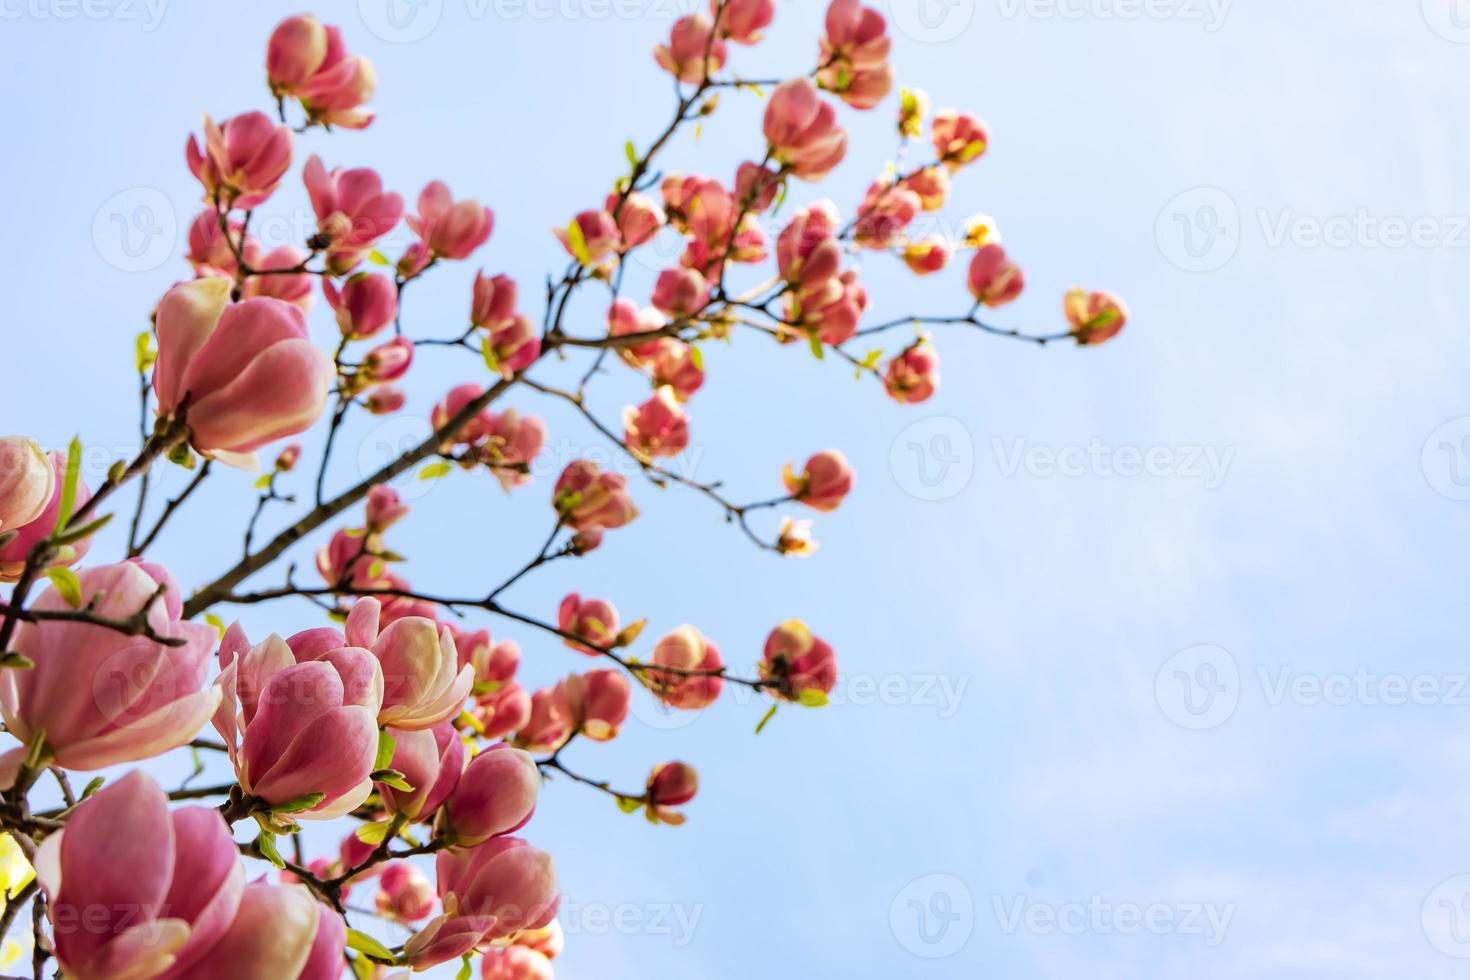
xmin=4 ymin=0 xmax=1470 ymax=977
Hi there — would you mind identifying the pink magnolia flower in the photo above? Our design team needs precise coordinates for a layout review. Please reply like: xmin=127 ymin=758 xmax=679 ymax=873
xmin=404 ymin=838 xmax=558 ymax=969
xmin=186 ymin=111 xmax=292 ymax=209
xmin=274 ymin=443 xmax=302 ymax=472
xmin=649 ymin=339 xmax=705 ymax=400
xmin=153 ymin=278 xmax=333 ymax=461
xmin=363 ymin=335 xmax=415 ymax=383
xmin=562 ymin=669 xmax=631 ymax=742
xmin=761 ymin=620 xmax=839 ymax=701
xmin=0 ymin=437 xmax=52 ymax=537
xmin=213 ymin=624 xmax=384 ymax=818
xmin=377 ymin=862 xmax=436 ymax=923
xmin=789 ymin=268 xmax=868 ymax=346
xmin=1065 ymin=288 xmax=1130 ymax=346
xmin=555 ymin=209 xmax=620 ymax=264
xmin=967 ymin=243 xmax=1025 ymax=307
xmin=409 ymin=181 xmax=494 ymax=261
xmin=646 ymin=626 xmax=724 ymax=710
xmin=345 ymin=598 xmax=474 ymax=730
xmin=453 ymin=627 xmax=519 ymax=689
xmin=558 ymin=593 xmax=620 ymax=655
xmin=884 ymin=343 xmax=940 ymax=404
xmin=653 ymin=13 xmax=727 ymax=83
xmin=267 ymin=15 xmax=377 ymax=129
xmin=819 ymin=0 xmax=893 ymax=108
xmin=608 ymin=190 xmax=665 ymax=250
xmin=303 ymin=155 xmax=404 ymax=275
xmin=651 ymin=267 xmax=710 ymax=318
xmin=433 ymin=382 xmax=495 ymax=450
xmin=553 ymin=460 xmax=639 ymax=532
xmin=472 ymin=271 xmax=518 ymax=330
xmin=900 ymin=166 xmax=951 ymax=211
xmin=482 ymin=946 xmax=554 ymax=980
xmin=476 ymin=681 xmax=532 ymax=743
xmin=783 ymin=449 xmax=854 ymax=512
xmin=718 ymin=0 xmax=775 ymax=43
xmin=200 ymin=881 xmax=331 ymax=980
xmin=514 ymin=920 xmax=565 ymax=959
xmin=315 ymin=526 xmax=381 ymax=589
xmin=608 ymin=298 xmax=667 ymax=364
xmin=485 ymin=314 xmax=542 ymax=377
xmin=0 ymin=562 xmax=217 ymax=786
xmin=0 ymin=448 xmax=92 ymax=582
xmin=441 ymin=744 xmax=541 ymax=846
xmin=839 ymin=64 xmax=895 ymax=110
xmin=514 ymin=685 xmax=574 ymax=754
xmin=366 ymin=385 xmax=406 ymax=415
xmin=764 ymin=78 xmax=848 ymax=180
xmin=379 ymin=719 xmax=465 ymax=822
xmin=324 ymin=272 xmax=397 ymax=339
xmin=367 ymin=484 xmax=410 ymax=531
xmin=735 ymin=160 xmax=784 ymax=212
xmin=185 ymin=210 xmax=247 ymax=278
xmin=933 ymin=109 xmax=990 ymax=169
xmin=903 ymin=236 xmax=953 ymax=276
xmin=854 ymin=179 xmax=922 ymax=249
xmin=777 ymin=201 xmax=842 ymax=286
xmin=241 ymin=244 xmax=314 ymax=309
xmin=624 ymin=386 xmax=691 ymax=459
xmin=482 ymin=409 xmax=546 ymax=490
xmin=36 ymin=771 xmax=243 ymax=980
xmin=646 ymin=761 xmax=699 ymax=824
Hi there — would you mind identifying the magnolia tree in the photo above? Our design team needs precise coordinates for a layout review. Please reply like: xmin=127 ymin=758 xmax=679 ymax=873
xmin=0 ymin=2 xmax=1126 ymax=977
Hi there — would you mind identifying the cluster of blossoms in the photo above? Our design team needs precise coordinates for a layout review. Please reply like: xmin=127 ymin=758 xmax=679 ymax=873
xmin=0 ymin=1 xmax=1126 ymax=976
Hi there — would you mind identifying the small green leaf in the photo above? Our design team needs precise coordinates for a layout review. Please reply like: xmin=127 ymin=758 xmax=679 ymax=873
xmin=80 ymin=776 xmax=105 ymax=800
xmin=350 ymin=952 xmax=377 ymax=980
xmin=0 ymin=653 xmax=33 ymax=671
xmin=754 ymin=703 xmax=779 ymax=735
xmin=374 ymin=730 xmax=398 ymax=772
xmin=134 ymin=331 xmax=156 ymax=374
xmin=564 ymin=217 xmax=592 ymax=266
xmin=367 ymin=249 xmax=391 ymax=267
xmin=46 ymin=569 xmax=82 ymax=609
xmin=482 ymin=339 xmax=501 ymax=375
xmin=797 ymin=689 xmax=829 ymax=708
xmin=689 ymin=345 xmax=704 ymax=371
xmin=269 ymin=792 xmax=326 ymax=814
xmin=252 ymin=472 xmax=274 ymax=490
xmin=418 ymin=462 xmax=452 ymax=481
xmin=55 ymin=438 xmax=81 ymax=532
xmin=624 ymin=140 xmax=639 ymax=170
xmin=807 ymin=332 xmax=825 ymax=361
xmin=204 ymin=613 xmax=227 ymax=639
xmin=52 ymin=513 xmax=112 ymax=548
xmin=355 ymin=821 xmax=391 ymax=846
xmin=615 ymin=795 xmax=643 ymax=814
xmin=455 ymin=954 xmax=473 ymax=980
xmin=23 ymin=729 xmax=47 ymax=770
xmin=372 ymin=769 xmax=414 ymax=793
xmin=254 ymin=830 xmax=285 ymax=869
xmin=346 ymin=928 xmax=397 ymax=962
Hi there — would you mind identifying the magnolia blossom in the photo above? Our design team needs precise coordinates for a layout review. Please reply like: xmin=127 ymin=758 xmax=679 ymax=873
xmin=213 ymin=624 xmax=383 ymax=819
xmin=472 ymin=271 xmax=518 ymax=329
xmin=563 ymin=669 xmax=632 ymax=742
xmin=557 ymin=593 xmax=620 ymax=655
xmin=609 ymin=190 xmax=665 ymax=249
xmin=476 ymin=682 xmax=533 ymax=743
xmin=345 ymin=598 xmax=474 ymax=730
xmin=454 ymin=627 xmax=520 ymax=691
xmin=303 ymin=155 xmax=404 ymax=274
xmin=777 ymin=202 xmax=842 ymax=286
xmin=933 ymin=109 xmax=990 ymax=169
xmin=647 ymin=761 xmax=699 ymax=825
xmin=761 ymin=620 xmax=839 ymax=701
xmin=608 ymin=298 xmax=667 ymax=364
xmin=900 ymin=166 xmax=951 ymax=211
xmin=377 ymin=862 xmax=436 ymax=923
xmin=515 ymin=685 xmax=574 ymax=754
xmin=651 ymin=267 xmax=710 ymax=318
xmin=650 ymin=339 xmax=705 ymax=400
xmin=646 ymin=626 xmax=724 ymax=710
xmin=482 ymin=409 xmax=547 ymax=490
xmin=0 ymin=562 xmax=217 ymax=787
xmin=186 ymin=111 xmax=292 ymax=209
xmin=242 ymin=244 xmax=314 ymax=309
xmin=433 ymin=382 xmax=495 ymax=451
xmin=36 ymin=772 xmax=243 ymax=980
xmin=266 ymin=14 xmax=377 ymax=129
xmin=653 ymin=13 xmax=727 ymax=83
xmin=482 ymin=946 xmax=554 ymax=980
xmin=790 ymin=268 xmax=868 ymax=346
xmin=884 ymin=343 xmax=940 ymax=404
xmin=440 ymin=744 xmax=541 ymax=846
xmin=0 ymin=449 xmax=92 ymax=582
xmin=818 ymin=0 xmax=893 ymax=109
xmin=203 ymin=881 xmax=334 ymax=980
xmin=324 ymin=272 xmax=397 ymax=339
xmin=379 ymin=720 xmax=464 ymax=822
xmin=854 ymin=179 xmax=921 ymax=249
xmin=553 ymin=461 xmax=639 ymax=533
xmin=1065 ymin=288 xmax=1130 ymax=346
xmin=555 ymin=209 xmax=620 ymax=264
xmin=624 ymin=386 xmax=691 ymax=459
xmin=363 ymin=335 xmax=415 ymax=383
xmin=409 ymin=181 xmax=494 ymax=260
xmin=153 ymin=278 xmax=333 ymax=462
xmin=764 ymin=78 xmax=848 ymax=180
xmin=783 ymin=449 xmax=855 ymax=512
xmin=485 ymin=314 xmax=542 ymax=376
xmin=719 ymin=0 xmax=775 ymax=43
xmin=903 ymin=236 xmax=953 ymax=276
xmin=966 ymin=243 xmax=1025 ymax=308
